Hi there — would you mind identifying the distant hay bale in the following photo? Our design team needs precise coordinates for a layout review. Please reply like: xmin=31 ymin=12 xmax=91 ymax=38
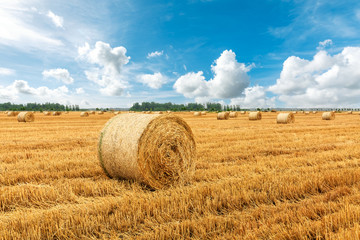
xmin=347 ymin=111 xmax=353 ymax=114
xmin=322 ymin=112 xmax=335 ymax=120
xmin=98 ymin=111 xmax=104 ymax=115
xmin=217 ymin=112 xmax=230 ymax=120
xmin=52 ymin=111 xmax=61 ymax=116
xmin=154 ymin=111 xmax=163 ymax=114
xmin=305 ymin=111 xmax=310 ymax=115
xmin=312 ymin=111 xmax=317 ymax=114
xmin=194 ymin=112 xmax=200 ymax=116
xmin=4 ymin=111 xmax=8 ymax=114
xmin=17 ymin=112 xmax=35 ymax=122
xmin=292 ymin=111 xmax=297 ymax=114
xmin=7 ymin=111 xmax=16 ymax=117
xmin=64 ymin=111 xmax=69 ymax=114
xmin=229 ymin=112 xmax=238 ymax=118
xmin=240 ymin=111 xmax=246 ymax=115
xmin=201 ymin=111 xmax=207 ymax=115
xmin=43 ymin=111 xmax=50 ymax=116
xmin=89 ymin=111 xmax=95 ymax=115
xmin=113 ymin=111 xmax=119 ymax=115
xmin=271 ymin=109 xmax=277 ymax=112
xmin=248 ymin=111 xmax=262 ymax=120
xmin=146 ymin=111 xmax=151 ymax=114
xmin=98 ymin=113 xmax=196 ymax=189
xmin=276 ymin=112 xmax=295 ymax=124
xmin=167 ymin=111 xmax=171 ymax=113
xmin=80 ymin=112 xmax=89 ymax=117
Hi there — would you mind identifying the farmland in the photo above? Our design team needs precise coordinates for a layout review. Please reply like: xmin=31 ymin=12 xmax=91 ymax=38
xmin=1 ymin=111 xmax=360 ymax=239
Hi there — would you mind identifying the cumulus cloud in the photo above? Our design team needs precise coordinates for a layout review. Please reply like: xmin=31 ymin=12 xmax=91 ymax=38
xmin=0 ymin=67 xmax=15 ymax=75
xmin=42 ymin=68 xmax=74 ymax=84
xmin=269 ymin=46 xmax=360 ymax=107
xmin=0 ymin=80 xmax=69 ymax=101
xmin=317 ymin=39 xmax=333 ymax=50
xmin=230 ymin=86 xmax=275 ymax=108
xmin=79 ymin=41 xmax=130 ymax=96
xmin=138 ymin=72 xmax=167 ymax=89
xmin=174 ymin=50 xmax=251 ymax=101
xmin=47 ymin=11 xmax=64 ymax=28
xmin=147 ymin=50 xmax=164 ymax=59
xmin=76 ymin=88 xmax=85 ymax=94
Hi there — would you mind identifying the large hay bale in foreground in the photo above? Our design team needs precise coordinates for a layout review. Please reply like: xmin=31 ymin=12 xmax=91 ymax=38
xmin=194 ymin=112 xmax=200 ymax=116
xmin=322 ymin=112 xmax=335 ymax=120
xmin=98 ymin=114 xmax=196 ymax=189
xmin=80 ymin=112 xmax=89 ymax=117
xmin=276 ymin=112 xmax=295 ymax=124
xmin=249 ymin=111 xmax=262 ymax=120
xmin=17 ymin=112 xmax=34 ymax=122
xmin=229 ymin=112 xmax=238 ymax=118
xmin=217 ymin=112 xmax=230 ymax=120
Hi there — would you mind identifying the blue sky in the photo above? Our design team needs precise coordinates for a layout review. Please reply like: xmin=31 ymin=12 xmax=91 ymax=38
xmin=1 ymin=0 xmax=360 ymax=108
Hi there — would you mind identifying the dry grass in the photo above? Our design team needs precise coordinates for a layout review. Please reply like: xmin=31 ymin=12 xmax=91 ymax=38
xmin=1 ymin=111 xmax=360 ymax=239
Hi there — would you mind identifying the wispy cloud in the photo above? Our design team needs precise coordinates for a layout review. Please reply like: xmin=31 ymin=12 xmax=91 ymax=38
xmin=47 ymin=10 xmax=64 ymax=28
xmin=147 ymin=50 xmax=164 ymax=59
xmin=0 ymin=67 xmax=15 ymax=75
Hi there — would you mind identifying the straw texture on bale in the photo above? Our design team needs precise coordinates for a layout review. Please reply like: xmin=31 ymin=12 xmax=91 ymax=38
xmin=276 ymin=113 xmax=295 ymax=124
xmin=322 ymin=112 xmax=335 ymax=120
xmin=194 ymin=112 xmax=200 ymax=116
xmin=17 ymin=112 xmax=35 ymax=122
xmin=7 ymin=111 xmax=16 ymax=117
xmin=217 ymin=112 xmax=230 ymax=120
xmin=98 ymin=113 xmax=196 ymax=189
xmin=43 ymin=111 xmax=50 ymax=116
xmin=248 ymin=111 xmax=262 ymax=120
xmin=229 ymin=112 xmax=238 ymax=118
xmin=201 ymin=111 xmax=207 ymax=116
xmin=80 ymin=112 xmax=89 ymax=117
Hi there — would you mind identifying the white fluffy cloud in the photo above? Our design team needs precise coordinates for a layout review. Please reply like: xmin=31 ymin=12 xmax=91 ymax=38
xmin=42 ymin=68 xmax=74 ymax=84
xmin=0 ymin=67 xmax=15 ymax=75
xmin=174 ymin=50 xmax=251 ymax=101
xmin=318 ymin=39 xmax=333 ymax=49
xmin=138 ymin=72 xmax=167 ymax=89
xmin=230 ymin=86 xmax=275 ymax=108
xmin=147 ymin=50 xmax=164 ymax=59
xmin=0 ymin=80 xmax=69 ymax=101
xmin=76 ymin=88 xmax=85 ymax=94
xmin=47 ymin=11 xmax=64 ymax=28
xmin=79 ymin=41 xmax=130 ymax=96
xmin=269 ymin=46 xmax=360 ymax=107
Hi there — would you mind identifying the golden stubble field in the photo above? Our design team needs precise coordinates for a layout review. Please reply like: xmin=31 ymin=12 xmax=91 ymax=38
xmin=1 ymin=111 xmax=360 ymax=239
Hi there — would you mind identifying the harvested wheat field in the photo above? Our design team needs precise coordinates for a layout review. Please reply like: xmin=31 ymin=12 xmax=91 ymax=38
xmin=1 ymin=111 xmax=360 ymax=239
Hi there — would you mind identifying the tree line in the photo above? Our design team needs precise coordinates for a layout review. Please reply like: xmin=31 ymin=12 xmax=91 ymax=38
xmin=0 ymin=102 xmax=80 ymax=111
xmin=129 ymin=102 xmax=244 ymax=112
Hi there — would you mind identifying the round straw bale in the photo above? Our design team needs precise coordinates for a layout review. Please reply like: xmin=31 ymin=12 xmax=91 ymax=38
xmin=240 ymin=111 xmax=246 ymax=115
xmin=154 ymin=111 xmax=163 ymax=114
xmin=64 ymin=111 xmax=69 ymax=114
xmin=80 ymin=112 xmax=89 ymax=117
xmin=201 ymin=111 xmax=207 ymax=115
xmin=292 ymin=111 xmax=297 ymax=114
xmin=4 ymin=111 xmax=8 ymax=114
xmin=7 ymin=111 xmax=16 ymax=117
xmin=113 ymin=111 xmax=119 ymax=115
xmin=98 ymin=111 xmax=104 ymax=115
xmin=43 ymin=111 xmax=50 ymax=116
xmin=52 ymin=111 xmax=61 ymax=116
xmin=322 ymin=112 xmax=335 ymax=120
xmin=167 ymin=111 xmax=171 ymax=113
xmin=276 ymin=112 xmax=295 ymax=124
xmin=312 ymin=111 xmax=317 ymax=114
xmin=17 ymin=112 xmax=34 ymax=122
xmin=347 ymin=111 xmax=353 ymax=114
xmin=98 ymin=113 xmax=196 ymax=189
xmin=194 ymin=112 xmax=200 ymax=116
xmin=305 ymin=111 xmax=310 ymax=115
xmin=89 ymin=111 xmax=95 ymax=114
xmin=248 ymin=111 xmax=262 ymax=120
xmin=229 ymin=112 xmax=238 ymax=118
xmin=217 ymin=112 xmax=230 ymax=120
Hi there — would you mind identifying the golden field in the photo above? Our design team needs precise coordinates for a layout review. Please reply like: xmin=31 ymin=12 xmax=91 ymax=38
xmin=1 ymin=111 xmax=360 ymax=239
